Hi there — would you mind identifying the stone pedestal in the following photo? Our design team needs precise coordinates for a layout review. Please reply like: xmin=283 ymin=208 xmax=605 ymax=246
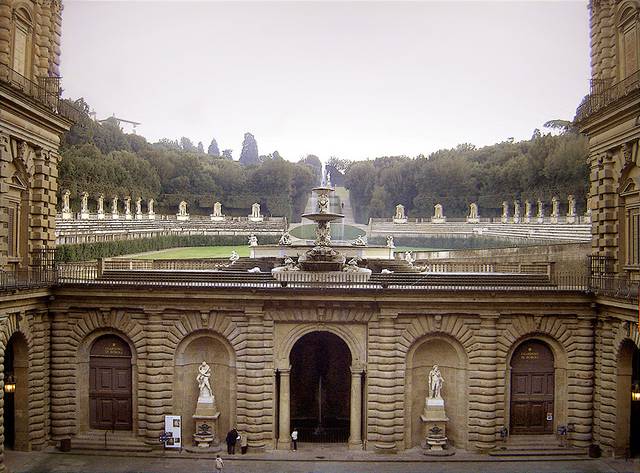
xmin=177 ymin=214 xmax=190 ymax=221
xmin=566 ymin=215 xmax=576 ymax=224
xmin=148 ymin=212 xmax=155 ymax=220
xmin=135 ymin=212 xmax=143 ymax=220
xmin=248 ymin=216 xmax=263 ymax=222
xmin=193 ymin=397 xmax=220 ymax=448
xmin=97 ymin=210 xmax=105 ymax=220
xmin=431 ymin=217 xmax=446 ymax=224
xmin=62 ymin=211 xmax=72 ymax=220
xmin=393 ymin=218 xmax=407 ymax=224
xmin=80 ymin=211 xmax=90 ymax=220
xmin=466 ymin=217 xmax=479 ymax=224
xmin=421 ymin=398 xmax=450 ymax=453
xmin=210 ymin=215 xmax=225 ymax=221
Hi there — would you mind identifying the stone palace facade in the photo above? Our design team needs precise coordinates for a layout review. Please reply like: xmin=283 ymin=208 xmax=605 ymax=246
xmin=0 ymin=1 xmax=639 ymax=472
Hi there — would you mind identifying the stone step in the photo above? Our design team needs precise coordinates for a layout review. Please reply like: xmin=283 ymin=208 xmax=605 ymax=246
xmin=69 ymin=433 xmax=153 ymax=453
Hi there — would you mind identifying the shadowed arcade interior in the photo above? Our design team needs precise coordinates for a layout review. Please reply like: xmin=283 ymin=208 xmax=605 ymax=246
xmin=289 ymin=331 xmax=351 ymax=443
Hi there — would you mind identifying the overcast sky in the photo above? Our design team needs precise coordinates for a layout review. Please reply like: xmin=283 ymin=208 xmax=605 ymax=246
xmin=61 ymin=1 xmax=590 ymax=161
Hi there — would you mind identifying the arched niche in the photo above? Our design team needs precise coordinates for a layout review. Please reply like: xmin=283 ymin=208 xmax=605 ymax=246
xmin=3 ymin=333 xmax=29 ymax=450
xmin=405 ymin=335 xmax=468 ymax=449
xmin=173 ymin=331 xmax=236 ymax=446
xmin=615 ymin=338 xmax=640 ymax=456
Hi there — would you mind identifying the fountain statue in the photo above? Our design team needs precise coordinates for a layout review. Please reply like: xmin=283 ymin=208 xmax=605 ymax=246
xmin=192 ymin=361 xmax=220 ymax=448
xmin=421 ymin=364 xmax=450 ymax=454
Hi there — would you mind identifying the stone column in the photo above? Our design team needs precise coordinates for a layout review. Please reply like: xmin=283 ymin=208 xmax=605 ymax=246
xmin=277 ymin=368 xmax=291 ymax=449
xmin=349 ymin=364 xmax=363 ymax=449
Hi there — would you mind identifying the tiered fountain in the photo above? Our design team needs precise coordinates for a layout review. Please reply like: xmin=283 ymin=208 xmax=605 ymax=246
xmin=271 ymin=186 xmax=373 ymax=283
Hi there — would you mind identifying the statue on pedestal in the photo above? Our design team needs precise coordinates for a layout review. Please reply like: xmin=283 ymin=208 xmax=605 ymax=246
xmin=248 ymin=234 xmax=258 ymax=246
xmin=177 ymin=200 xmax=189 ymax=221
xmin=193 ymin=361 xmax=220 ymax=448
xmin=62 ymin=190 xmax=72 ymax=220
xmin=278 ymin=232 xmax=292 ymax=246
xmin=249 ymin=202 xmax=263 ymax=222
xmin=393 ymin=204 xmax=407 ymax=224
xmin=111 ymin=196 xmax=119 ymax=220
xmin=211 ymin=201 xmax=225 ymax=221
xmin=386 ymin=235 xmax=395 ymax=249
xmin=148 ymin=199 xmax=155 ymax=220
xmin=467 ymin=203 xmax=479 ymax=223
xmin=80 ymin=192 xmax=90 ymax=219
xmin=421 ymin=363 xmax=450 ymax=454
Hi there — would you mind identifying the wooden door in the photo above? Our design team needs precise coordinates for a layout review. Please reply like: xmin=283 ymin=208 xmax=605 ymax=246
xmin=510 ymin=340 xmax=554 ymax=434
xmin=89 ymin=336 xmax=132 ymax=430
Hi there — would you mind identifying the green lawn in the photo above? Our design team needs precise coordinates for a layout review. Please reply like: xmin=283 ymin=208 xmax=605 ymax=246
xmin=136 ymin=246 xmax=251 ymax=260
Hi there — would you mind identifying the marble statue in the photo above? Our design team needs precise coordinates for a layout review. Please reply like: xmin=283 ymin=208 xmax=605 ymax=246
xmin=386 ymin=235 xmax=395 ymax=249
xmin=278 ymin=232 xmax=292 ymax=246
xmin=111 ymin=196 xmax=119 ymax=219
xmin=318 ymin=194 xmax=329 ymax=213
xmin=62 ymin=190 xmax=70 ymax=212
xmin=276 ymin=256 xmax=299 ymax=272
xmin=62 ymin=190 xmax=72 ymax=220
xmin=96 ymin=193 xmax=105 ymax=220
xmin=213 ymin=202 xmax=222 ymax=217
xmin=80 ymin=192 xmax=90 ymax=219
xmin=178 ymin=201 xmax=187 ymax=215
xmin=248 ymin=234 xmax=258 ymax=246
xmin=395 ymin=204 xmax=405 ymax=220
xmin=513 ymin=200 xmax=520 ymax=223
xmin=229 ymin=250 xmax=240 ymax=264
xmin=524 ymin=200 xmax=531 ymax=223
xmin=404 ymin=251 xmax=415 ymax=266
xmin=432 ymin=204 xmax=446 ymax=223
xmin=536 ymin=199 xmax=544 ymax=223
xmin=352 ymin=235 xmax=366 ymax=246
xmin=81 ymin=192 xmax=88 ymax=213
xmin=467 ymin=202 xmax=479 ymax=223
xmin=148 ymin=199 xmax=155 ymax=220
xmin=251 ymin=203 xmax=261 ymax=218
xmin=428 ymin=364 xmax=444 ymax=399
xmin=124 ymin=197 xmax=132 ymax=220
xmin=135 ymin=197 xmax=142 ymax=219
xmin=501 ymin=201 xmax=509 ymax=223
xmin=197 ymin=361 xmax=213 ymax=400
xmin=551 ymin=196 xmax=559 ymax=223
xmin=566 ymin=194 xmax=577 ymax=223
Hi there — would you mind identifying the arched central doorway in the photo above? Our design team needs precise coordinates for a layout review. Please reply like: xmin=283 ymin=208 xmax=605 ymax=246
xmin=616 ymin=340 xmax=640 ymax=457
xmin=3 ymin=333 xmax=29 ymax=450
xmin=289 ymin=331 xmax=351 ymax=443
xmin=89 ymin=335 xmax=132 ymax=430
xmin=510 ymin=339 xmax=555 ymax=434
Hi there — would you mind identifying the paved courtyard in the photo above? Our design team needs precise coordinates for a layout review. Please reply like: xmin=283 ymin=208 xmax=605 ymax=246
xmin=6 ymin=449 xmax=640 ymax=473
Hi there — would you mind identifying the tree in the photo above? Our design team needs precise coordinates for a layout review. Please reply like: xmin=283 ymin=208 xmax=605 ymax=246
xmin=208 ymin=138 xmax=220 ymax=156
xmin=222 ymin=149 xmax=233 ymax=160
xmin=239 ymin=132 xmax=259 ymax=166
xmin=197 ymin=141 xmax=205 ymax=154
xmin=180 ymin=137 xmax=196 ymax=152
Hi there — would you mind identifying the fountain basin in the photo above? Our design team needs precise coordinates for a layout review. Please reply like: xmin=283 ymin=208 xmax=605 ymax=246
xmin=301 ymin=212 xmax=345 ymax=222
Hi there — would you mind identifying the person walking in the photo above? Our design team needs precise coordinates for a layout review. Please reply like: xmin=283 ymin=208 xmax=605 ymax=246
xmin=291 ymin=427 xmax=299 ymax=451
xmin=240 ymin=431 xmax=248 ymax=454
xmin=215 ymin=454 xmax=224 ymax=472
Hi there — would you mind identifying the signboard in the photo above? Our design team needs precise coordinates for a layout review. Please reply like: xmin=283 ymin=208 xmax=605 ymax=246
xmin=164 ymin=415 xmax=182 ymax=449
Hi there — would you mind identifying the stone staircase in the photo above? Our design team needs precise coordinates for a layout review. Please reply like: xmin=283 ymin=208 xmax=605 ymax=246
xmin=68 ymin=431 xmax=153 ymax=453
xmin=490 ymin=434 xmax=588 ymax=458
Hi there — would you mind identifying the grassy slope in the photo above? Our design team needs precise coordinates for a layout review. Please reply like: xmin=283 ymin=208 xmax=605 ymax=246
xmin=136 ymin=246 xmax=251 ymax=259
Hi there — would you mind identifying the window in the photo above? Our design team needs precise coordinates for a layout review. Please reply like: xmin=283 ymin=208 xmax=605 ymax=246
xmin=11 ymin=8 xmax=32 ymax=78
xmin=7 ymin=204 xmax=17 ymax=259
xmin=628 ymin=207 xmax=640 ymax=266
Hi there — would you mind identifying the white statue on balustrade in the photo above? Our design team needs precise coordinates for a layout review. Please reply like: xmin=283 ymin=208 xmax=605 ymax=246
xmin=501 ymin=201 xmax=509 ymax=223
xmin=566 ymin=195 xmax=576 ymax=223
xmin=523 ymin=200 xmax=531 ymax=224
xmin=80 ymin=192 xmax=90 ymax=220
xmin=124 ymin=197 xmax=132 ymax=220
xmin=432 ymin=204 xmax=446 ymax=223
xmin=111 ymin=196 xmax=119 ymax=220
xmin=177 ymin=200 xmax=189 ymax=221
xmin=97 ymin=193 xmax=105 ymax=220
xmin=393 ymin=204 xmax=407 ymax=224
xmin=249 ymin=202 xmax=263 ymax=222
xmin=135 ymin=197 xmax=143 ymax=220
xmin=62 ymin=190 xmax=72 ymax=220
xmin=211 ymin=201 xmax=225 ymax=221
xmin=536 ymin=199 xmax=544 ymax=224
xmin=467 ymin=202 xmax=479 ymax=223
xmin=147 ymin=199 xmax=155 ymax=220
xmin=512 ymin=200 xmax=521 ymax=224
xmin=551 ymin=196 xmax=559 ymax=223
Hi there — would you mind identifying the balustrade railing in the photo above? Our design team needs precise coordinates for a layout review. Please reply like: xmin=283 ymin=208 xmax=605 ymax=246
xmin=0 ymin=63 xmax=82 ymax=122
xmin=575 ymin=70 xmax=640 ymax=123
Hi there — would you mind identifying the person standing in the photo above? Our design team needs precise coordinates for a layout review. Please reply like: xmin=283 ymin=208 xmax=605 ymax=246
xmin=291 ymin=427 xmax=299 ymax=451
xmin=215 ymin=454 xmax=224 ymax=472
xmin=240 ymin=431 xmax=248 ymax=454
xmin=226 ymin=428 xmax=238 ymax=454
